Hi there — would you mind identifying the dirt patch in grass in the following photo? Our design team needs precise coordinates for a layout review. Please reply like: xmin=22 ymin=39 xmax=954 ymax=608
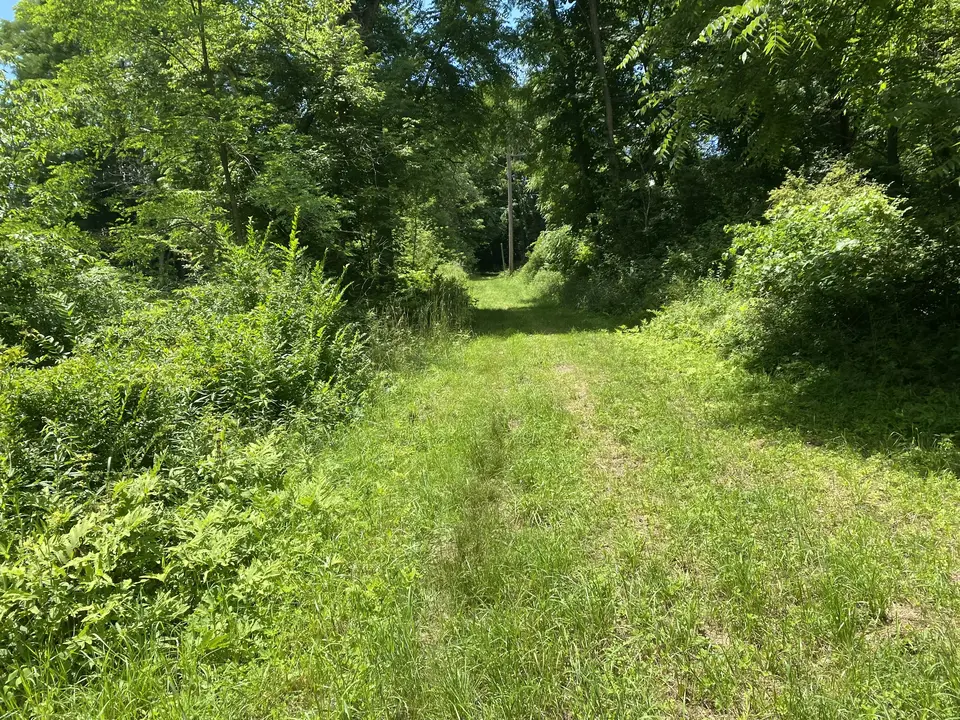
xmin=552 ymin=361 xmax=655 ymax=562
xmin=552 ymin=362 xmax=644 ymax=479
xmin=554 ymin=363 xmax=596 ymax=418
xmin=870 ymin=601 xmax=930 ymax=641
xmin=593 ymin=444 xmax=644 ymax=479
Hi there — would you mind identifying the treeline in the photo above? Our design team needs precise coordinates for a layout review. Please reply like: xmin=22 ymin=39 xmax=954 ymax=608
xmin=518 ymin=0 xmax=960 ymax=373
xmin=0 ymin=0 xmax=523 ymax=293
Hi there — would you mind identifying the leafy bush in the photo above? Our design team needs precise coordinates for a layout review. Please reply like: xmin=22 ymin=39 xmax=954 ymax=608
xmin=0 ymin=223 xmax=370 ymax=681
xmin=392 ymin=265 xmax=473 ymax=331
xmin=0 ymin=225 xmax=134 ymax=362
xmin=436 ymin=261 xmax=470 ymax=285
xmin=551 ymin=249 xmax=708 ymax=318
xmin=521 ymin=226 xmax=591 ymax=278
xmin=726 ymin=164 xmax=960 ymax=366
xmin=523 ymin=218 xmax=733 ymax=317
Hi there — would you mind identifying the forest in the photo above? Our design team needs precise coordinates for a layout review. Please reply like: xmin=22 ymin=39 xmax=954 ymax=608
xmin=1 ymin=0 xmax=959 ymax=716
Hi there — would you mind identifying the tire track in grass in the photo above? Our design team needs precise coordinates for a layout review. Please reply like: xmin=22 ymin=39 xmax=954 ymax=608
xmin=551 ymin=360 xmax=653 ymax=554
xmin=549 ymin=350 xmax=715 ymax=717
xmin=415 ymin=332 xmax=628 ymax=717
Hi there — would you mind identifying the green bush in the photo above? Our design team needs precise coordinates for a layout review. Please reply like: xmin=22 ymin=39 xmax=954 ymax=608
xmin=0 ymin=225 xmax=134 ymax=362
xmin=0 ymin=223 xmax=369 ymax=680
xmin=523 ymin=221 xmax=731 ymax=317
xmin=726 ymin=164 xmax=960 ymax=365
xmin=393 ymin=265 xmax=473 ymax=331
xmin=521 ymin=226 xmax=590 ymax=278
xmin=555 ymin=251 xmax=705 ymax=318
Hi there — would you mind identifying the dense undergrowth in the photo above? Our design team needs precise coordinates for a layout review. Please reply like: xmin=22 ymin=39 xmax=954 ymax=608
xmin=0 ymin=218 xmax=471 ymax=698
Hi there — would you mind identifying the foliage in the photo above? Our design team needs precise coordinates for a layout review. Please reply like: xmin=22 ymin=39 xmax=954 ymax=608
xmin=0 ymin=222 xmax=369 ymax=683
xmin=516 ymin=0 xmax=959 ymax=344
xmin=0 ymin=0 xmax=518 ymax=288
xmin=625 ymin=0 xmax=960 ymax=187
xmin=389 ymin=265 xmax=473 ymax=333
xmin=521 ymin=225 xmax=591 ymax=278
xmin=0 ymin=224 xmax=134 ymax=362
xmin=726 ymin=164 xmax=960 ymax=366
xmin=14 ymin=276 xmax=960 ymax=717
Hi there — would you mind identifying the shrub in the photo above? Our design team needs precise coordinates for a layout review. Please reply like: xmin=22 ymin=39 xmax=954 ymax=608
xmin=726 ymin=164 xmax=960 ymax=365
xmin=556 ymin=250 xmax=707 ymax=318
xmin=521 ymin=226 xmax=590 ymax=278
xmin=0 ymin=222 xmax=369 ymax=680
xmin=0 ymin=225 xmax=134 ymax=362
xmin=393 ymin=265 xmax=473 ymax=331
xmin=523 ymin=221 xmax=730 ymax=317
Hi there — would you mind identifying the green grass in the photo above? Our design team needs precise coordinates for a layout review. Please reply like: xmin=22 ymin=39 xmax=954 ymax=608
xmin=14 ymin=275 xmax=960 ymax=718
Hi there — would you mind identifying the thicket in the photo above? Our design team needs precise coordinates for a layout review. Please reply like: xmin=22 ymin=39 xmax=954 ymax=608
xmin=1 ymin=221 xmax=365 ymax=677
xmin=726 ymin=165 xmax=960 ymax=370
xmin=0 ymin=227 xmax=133 ymax=362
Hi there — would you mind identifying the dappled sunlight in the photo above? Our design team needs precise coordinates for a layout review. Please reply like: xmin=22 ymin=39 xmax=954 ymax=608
xmin=467 ymin=275 xmax=619 ymax=336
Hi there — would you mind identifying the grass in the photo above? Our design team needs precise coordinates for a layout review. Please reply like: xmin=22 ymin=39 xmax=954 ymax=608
xmin=13 ymin=274 xmax=960 ymax=718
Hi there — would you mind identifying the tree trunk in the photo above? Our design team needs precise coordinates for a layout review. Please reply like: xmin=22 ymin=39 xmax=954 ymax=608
xmin=507 ymin=153 xmax=515 ymax=274
xmin=546 ymin=0 xmax=560 ymax=23
xmin=885 ymin=125 xmax=902 ymax=187
xmin=547 ymin=0 xmax=595 ymax=226
xmin=839 ymin=109 xmax=854 ymax=154
xmin=830 ymin=95 xmax=855 ymax=154
xmin=349 ymin=0 xmax=380 ymax=35
xmin=584 ymin=0 xmax=618 ymax=172
xmin=158 ymin=246 xmax=167 ymax=281
xmin=195 ymin=0 xmax=244 ymax=242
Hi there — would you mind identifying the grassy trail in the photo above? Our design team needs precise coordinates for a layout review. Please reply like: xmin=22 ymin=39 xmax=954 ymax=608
xmin=70 ymin=276 xmax=960 ymax=718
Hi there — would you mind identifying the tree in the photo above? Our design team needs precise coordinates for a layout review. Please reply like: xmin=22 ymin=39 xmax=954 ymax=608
xmin=583 ymin=0 xmax=617 ymax=173
xmin=2 ymin=1 xmax=398 ymax=275
xmin=623 ymin=0 xmax=960 ymax=207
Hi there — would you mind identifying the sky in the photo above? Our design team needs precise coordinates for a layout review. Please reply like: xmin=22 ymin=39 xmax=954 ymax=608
xmin=0 ymin=2 xmax=14 ymax=79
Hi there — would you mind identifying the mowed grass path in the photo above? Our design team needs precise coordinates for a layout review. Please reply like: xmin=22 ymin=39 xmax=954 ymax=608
xmin=58 ymin=277 xmax=960 ymax=718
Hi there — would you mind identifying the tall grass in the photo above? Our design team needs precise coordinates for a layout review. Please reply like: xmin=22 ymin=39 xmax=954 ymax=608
xmin=8 ymin=275 xmax=959 ymax=719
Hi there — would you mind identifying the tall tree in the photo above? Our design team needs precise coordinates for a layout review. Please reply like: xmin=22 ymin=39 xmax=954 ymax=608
xmin=582 ymin=0 xmax=617 ymax=171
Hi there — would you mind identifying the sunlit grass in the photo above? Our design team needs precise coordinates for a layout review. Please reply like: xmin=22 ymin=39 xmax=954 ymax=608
xmin=15 ymin=275 xmax=960 ymax=719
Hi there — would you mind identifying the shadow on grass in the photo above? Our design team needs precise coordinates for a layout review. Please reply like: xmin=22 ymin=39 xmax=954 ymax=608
xmin=471 ymin=304 xmax=619 ymax=336
xmin=724 ymin=360 xmax=960 ymax=476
